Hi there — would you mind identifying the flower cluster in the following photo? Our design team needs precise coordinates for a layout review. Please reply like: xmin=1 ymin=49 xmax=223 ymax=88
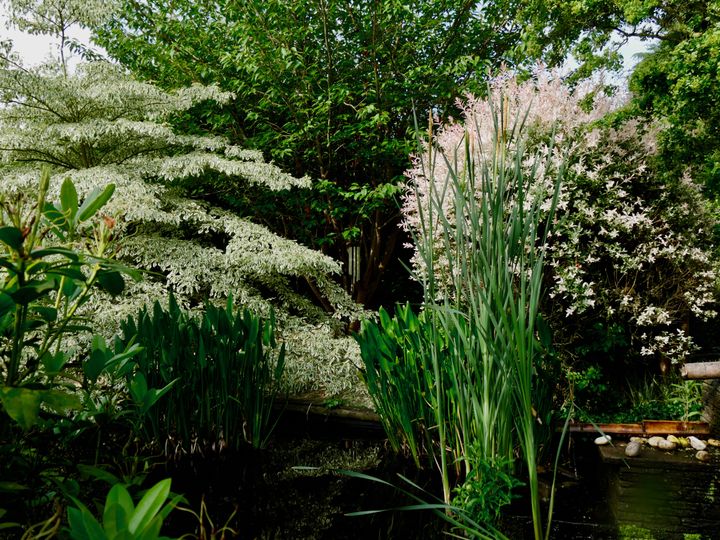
xmin=402 ymin=67 xmax=718 ymax=368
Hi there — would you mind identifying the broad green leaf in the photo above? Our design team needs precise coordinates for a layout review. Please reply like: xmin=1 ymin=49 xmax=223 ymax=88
xmin=130 ymin=372 xmax=148 ymax=403
xmin=0 ymin=387 xmax=42 ymax=429
xmin=84 ymin=347 xmax=109 ymax=384
xmin=10 ymin=281 xmax=56 ymax=305
xmin=145 ymin=379 xmax=178 ymax=409
xmin=42 ymin=389 xmax=82 ymax=414
xmin=32 ymin=305 xmax=58 ymax=323
xmin=97 ymin=270 xmax=125 ymax=296
xmin=103 ymin=503 xmax=131 ymax=538
xmin=47 ymin=266 xmax=87 ymax=282
xmin=0 ymin=227 xmax=23 ymax=251
xmin=67 ymin=504 xmax=107 ymax=540
xmin=42 ymin=202 xmax=67 ymax=229
xmin=0 ymin=292 xmax=15 ymax=318
xmin=60 ymin=178 xmax=79 ymax=222
xmin=76 ymin=464 xmax=121 ymax=486
xmin=40 ymin=350 xmax=68 ymax=376
xmin=137 ymin=516 xmax=163 ymax=540
xmin=128 ymin=478 xmax=171 ymax=534
xmin=77 ymin=184 xmax=115 ymax=222
xmin=104 ymin=484 xmax=134 ymax=533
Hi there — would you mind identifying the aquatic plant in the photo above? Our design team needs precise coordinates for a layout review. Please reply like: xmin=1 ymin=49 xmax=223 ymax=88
xmin=358 ymin=90 xmax=563 ymax=536
xmin=119 ymin=293 xmax=285 ymax=452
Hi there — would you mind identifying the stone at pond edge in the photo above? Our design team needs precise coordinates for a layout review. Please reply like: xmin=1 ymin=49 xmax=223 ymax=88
xmin=625 ymin=441 xmax=642 ymax=457
xmin=657 ymin=439 xmax=677 ymax=451
xmin=689 ymin=436 xmax=707 ymax=451
xmin=666 ymin=434 xmax=680 ymax=444
xmin=708 ymin=438 xmax=720 ymax=447
xmin=594 ymin=435 xmax=612 ymax=445
xmin=648 ymin=436 xmax=664 ymax=448
xmin=696 ymin=450 xmax=711 ymax=462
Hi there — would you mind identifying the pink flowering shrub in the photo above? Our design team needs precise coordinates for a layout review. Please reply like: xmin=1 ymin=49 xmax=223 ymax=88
xmin=402 ymin=67 xmax=718 ymax=405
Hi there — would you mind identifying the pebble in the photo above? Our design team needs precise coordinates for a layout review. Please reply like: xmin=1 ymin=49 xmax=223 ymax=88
xmin=625 ymin=441 xmax=642 ymax=457
xmin=696 ymin=450 xmax=711 ymax=462
xmin=666 ymin=435 xmax=679 ymax=444
xmin=594 ymin=435 xmax=611 ymax=446
xmin=707 ymin=438 xmax=720 ymax=447
xmin=630 ymin=437 xmax=647 ymax=444
xmin=648 ymin=436 xmax=664 ymax=448
xmin=657 ymin=439 xmax=677 ymax=451
xmin=689 ymin=436 xmax=707 ymax=451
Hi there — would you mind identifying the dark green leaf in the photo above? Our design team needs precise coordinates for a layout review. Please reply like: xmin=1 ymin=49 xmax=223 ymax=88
xmin=31 ymin=247 xmax=80 ymax=261
xmin=31 ymin=305 xmax=58 ymax=323
xmin=0 ymin=292 xmax=15 ymax=318
xmin=0 ymin=227 xmax=23 ymax=251
xmin=40 ymin=350 xmax=68 ymax=376
xmin=97 ymin=270 xmax=125 ymax=296
xmin=10 ymin=281 xmax=56 ymax=304
xmin=84 ymin=347 xmax=109 ymax=384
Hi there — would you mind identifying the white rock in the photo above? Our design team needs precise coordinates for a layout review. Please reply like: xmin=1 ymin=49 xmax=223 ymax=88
xmin=648 ymin=436 xmax=664 ymax=448
xmin=657 ymin=439 xmax=677 ymax=451
xmin=707 ymin=438 xmax=720 ymax=447
xmin=630 ymin=437 xmax=647 ymax=444
xmin=696 ymin=450 xmax=711 ymax=462
xmin=594 ymin=435 xmax=612 ymax=446
xmin=666 ymin=435 xmax=679 ymax=444
xmin=625 ymin=441 xmax=642 ymax=457
xmin=689 ymin=436 xmax=707 ymax=451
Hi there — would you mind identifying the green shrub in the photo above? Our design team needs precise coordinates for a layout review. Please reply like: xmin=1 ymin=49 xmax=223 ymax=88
xmin=67 ymin=478 xmax=182 ymax=540
xmin=0 ymin=170 xmax=140 ymax=430
xmin=356 ymin=304 xmax=440 ymax=467
xmin=119 ymin=294 xmax=285 ymax=451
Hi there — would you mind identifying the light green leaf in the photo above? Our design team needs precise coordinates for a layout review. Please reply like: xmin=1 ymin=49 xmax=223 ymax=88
xmin=77 ymin=184 xmax=115 ymax=222
xmin=42 ymin=388 xmax=82 ymax=414
xmin=60 ymin=178 xmax=79 ymax=222
xmin=0 ymin=387 xmax=42 ymax=429
xmin=67 ymin=504 xmax=107 ymax=540
xmin=128 ymin=478 xmax=171 ymax=534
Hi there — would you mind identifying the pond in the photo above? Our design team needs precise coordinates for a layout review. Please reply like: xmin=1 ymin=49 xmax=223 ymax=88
xmin=151 ymin=410 xmax=720 ymax=539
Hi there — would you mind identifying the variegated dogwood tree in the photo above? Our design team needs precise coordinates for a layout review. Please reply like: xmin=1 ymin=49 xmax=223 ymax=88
xmin=0 ymin=0 xmax=364 ymax=397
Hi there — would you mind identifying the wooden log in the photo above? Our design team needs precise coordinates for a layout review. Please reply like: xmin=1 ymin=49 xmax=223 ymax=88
xmin=681 ymin=361 xmax=720 ymax=380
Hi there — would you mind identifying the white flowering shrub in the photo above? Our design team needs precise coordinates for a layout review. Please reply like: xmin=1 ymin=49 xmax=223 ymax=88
xmin=0 ymin=7 xmax=365 ymax=398
xmin=402 ymin=68 xmax=718 ymax=402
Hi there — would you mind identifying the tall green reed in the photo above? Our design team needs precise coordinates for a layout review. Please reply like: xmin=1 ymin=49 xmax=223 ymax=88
xmin=357 ymin=101 xmax=563 ymax=537
xmin=119 ymin=294 xmax=285 ymax=452
xmin=416 ymin=101 xmax=563 ymax=538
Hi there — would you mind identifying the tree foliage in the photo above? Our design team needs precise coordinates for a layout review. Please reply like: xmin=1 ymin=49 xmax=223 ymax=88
xmin=402 ymin=69 xmax=718 ymax=408
xmin=628 ymin=2 xmax=720 ymax=196
xmin=0 ymin=0 xmax=364 ymax=398
xmin=93 ymin=0 xmax=577 ymax=306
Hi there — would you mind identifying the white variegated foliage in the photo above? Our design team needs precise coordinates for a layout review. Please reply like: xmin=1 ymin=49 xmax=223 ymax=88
xmin=403 ymin=67 xmax=718 ymax=367
xmin=0 ymin=54 xmax=364 ymax=397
